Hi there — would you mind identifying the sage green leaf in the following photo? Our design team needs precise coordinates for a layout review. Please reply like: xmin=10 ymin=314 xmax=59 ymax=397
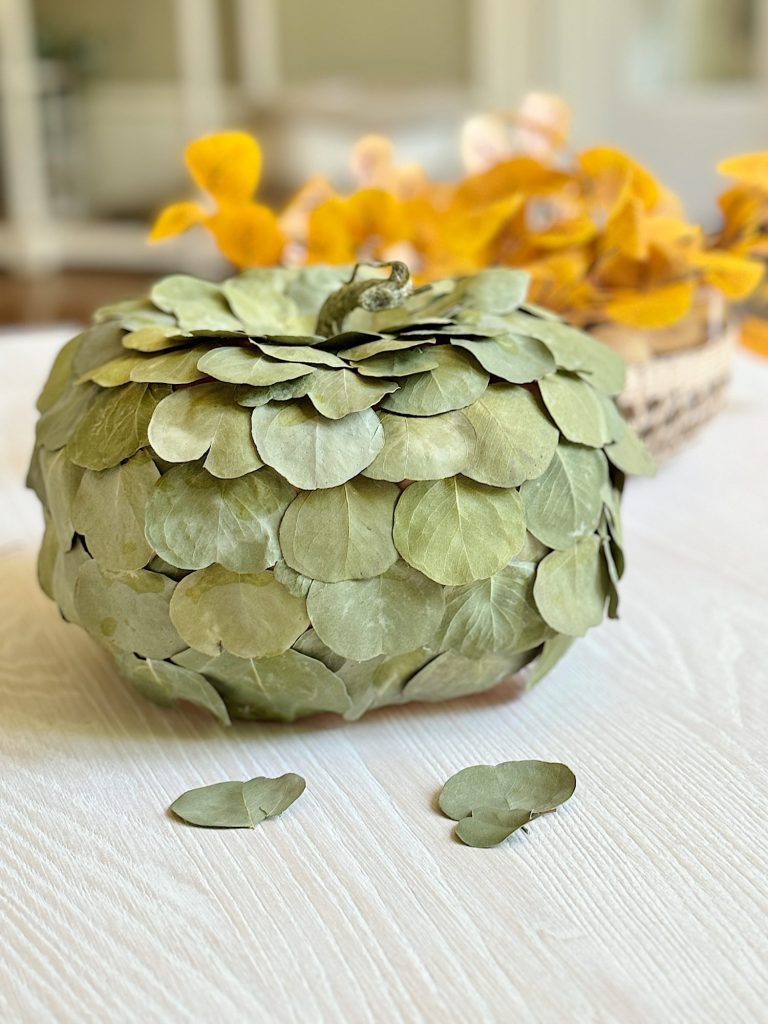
xmin=198 ymin=346 xmax=314 ymax=387
xmin=402 ymin=650 xmax=520 ymax=703
xmin=363 ymin=410 xmax=476 ymax=482
xmin=526 ymin=634 xmax=574 ymax=687
xmin=36 ymin=335 xmax=80 ymax=412
xmin=114 ymin=649 xmax=230 ymax=724
xmin=338 ymin=334 xmax=434 ymax=361
xmin=147 ymin=556 xmax=190 ymax=581
xmin=352 ymin=348 xmax=439 ymax=378
xmin=514 ymin=532 xmax=551 ymax=564
xmin=452 ymin=334 xmax=555 ymax=383
xmin=306 ymin=368 xmax=397 ymax=419
xmin=151 ymin=275 xmax=242 ymax=333
xmin=454 ymin=807 xmax=535 ymax=848
xmin=37 ymin=515 xmax=58 ymax=599
xmin=503 ymin=311 xmax=625 ymax=394
xmin=128 ymin=345 xmax=211 ymax=384
xmin=280 ymin=478 xmax=399 ymax=582
xmin=72 ymin=323 xmax=125 ymax=377
xmin=170 ymin=774 xmax=305 ymax=828
xmin=36 ymin=382 xmax=100 ymax=451
xmin=307 ymin=560 xmax=444 ymax=660
xmin=393 ymin=477 xmax=525 ymax=585
xmin=78 ymin=352 xmax=145 ymax=387
xmin=605 ymin=418 xmax=656 ymax=476
xmin=67 ymin=382 xmax=169 ymax=471
xmin=174 ymin=648 xmax=351 ymax=721
xmin=287 ymin=265 xmax=350 ymax=315
xmin=148 ymin=382 xmax=263 ymax=478
xmin=451 ymin=268 xmax=530 ymax=314
xmin=253 ymin=341 xmax=346 ymax=368
xmin=339 ymin=647 xmax=434 ymax=720
xmin=272 ymin=559 xmax=312 ymax=598
xmin=145 ymin=463 xmax=292 ymax=572
xmin=462 ymin=385 xmax=559 ymax=488
xmin=236 ymin=377 xmax=312 ymax=407
xmin=533 ymin=536 xmax=607 ymax=636
xmin=51 ymin=538 xmax=91 ymax=624
xmin=38 ymin=448 xmax=84 ymax=549
xmin=438 ymin=562 xmax=552 ymax=658
xmin=292 ymin=627 xmax=346 ymax=671
xmin=71 ymin=451 xmax=159 ymax=571
xmin=169 ymin=566 xmax=309 ymax=658
xmin=96 ymin=296 xmax=175 ymax=330
xmin=122 ymin=326 xmax=188 ymax=352
xmin=439 ymin=759 xmax=576 ymax=821
xmin=538 ymin=374 xmax=615 ymax=447
xmin=222 ymin=273 xmax=305 ymax=335
xmin=520 ymin=444 xmax=609 ymax=549
xmin=601 ymin=535 xmax=621 ymax=619
xmin=250 ymin=402 xmax=383 ymax=489
xmin=73 ymin=560 xmax=184 ymax=658
xmin=381 ymin=347 xmax=489 ymax=416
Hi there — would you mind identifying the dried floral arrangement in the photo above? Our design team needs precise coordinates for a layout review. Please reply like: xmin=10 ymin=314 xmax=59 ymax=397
xmin=27 ymin=262 xmax=652 ymax=724
xmin=149 ymin=101 xmax=766 ymax=359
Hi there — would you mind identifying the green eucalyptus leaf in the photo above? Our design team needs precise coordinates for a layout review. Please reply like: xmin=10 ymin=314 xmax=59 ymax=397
xmin=438 ymin=562 xmax=552 ymax=658
xmin=114 ymin=649 xmax=230 ymax=724
xmin=538 ymin=374 xmax=615 ymax=447
xmin=222 ymin=273 xmax=305 ymax=335
xmin=73 ymin=560 xmax=184 ymax=658
xmin=38 ymin=448 xmax=84 ymax=549
xmin=394 ymin=477 xmax=525 ymax=585
xmin=451 ymin=268 xmax=530 ymax=313
xmin=151 ymin=275 xmax=242 ymax=333
xmin=338 ymin=334 xmax=434 ymax=360
xmin=170 ymin=773 xmax=305 ymax=828
xmin=439 ymin=759 xmax=576 ymax=820
xmin=306 ymin=560 xmax=444 ymax=660
xmin=526 ymin=634 xmax=574 ymax=687
xmin=198 ymin=346 xmax=314 ymax=387
xmin=250 ymin=401 xmax=383 ymax=489
xmin=363 ymin=410 xmax=476 ymax=482
xmin=253 ymin=341 xmax=347 ymax=368
xmin=36 ymin=382 xmax=100 ymax=451
xmin=148 ymin=382 xmax=263 ymax=478
xmin=71 ymin=323 xmax=126 ymax=377
xmin=452 ymin=334 xmax=555 ymax=383
xmin=169 ymin=565 xmax=309 ymax=658
xmin=605 ymin=418 xmax=656 ymax=476
xmin=352 ymin=348 xmax=439 ymax=378
xmin=236 ymin=377 xmax=312 ymax=407
xmin=36 ymin=335 xmax=80 ymax=412
xmin=306 ymin=368 xmax=397 ymax=419
xmin=71 ymin=450 xmax=158 ymax=571
xmin=381 ymin=347 xmax=489 ymax=416
xmin=128 ymin=345 xmax=211 ymax=384
xmin=272 ymin=559 xmax=313 ymax=598
xmin=402 ymin=650 xmax=519 ymax=703
xmin=174 ymin=648 xmax=351 ymax=721
xmin=462 ymin=385 xmax=559 ymax=488
xmin=144 ymin=463 xmax=293 ymax=572
xmin=520 ymin=444 xmax=609 ymax=549
xmin=280 ymin=477 xmax=399 ymax=582
xmin=514 ymin=531 xmax=551 ymax=564
xmin=122 ymin=326 xmax=188 ymax=353
xmin=66 ymin=382 xmax=169 ymax=471
xmin=533 ymin=536 xmax=607 ymax=636
xmin=78 ymin=352 xmax=145 ymax=387
xmin=339 ymin=647 xmax=434 ymax=720
xmin=454 ymin=807 xmax=535 ymax=848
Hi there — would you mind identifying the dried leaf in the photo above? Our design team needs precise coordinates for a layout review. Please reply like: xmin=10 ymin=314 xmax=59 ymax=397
xmin=170 ymin=774 xmax=305 ymax=828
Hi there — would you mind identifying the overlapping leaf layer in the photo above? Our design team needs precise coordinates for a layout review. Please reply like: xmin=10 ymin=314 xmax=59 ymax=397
xmin=28 ymin=265 xmax=652 ymax=723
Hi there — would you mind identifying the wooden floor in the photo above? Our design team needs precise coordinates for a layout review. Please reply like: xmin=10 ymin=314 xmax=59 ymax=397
xmin=0 ymin=270 xmax=156 ymax=326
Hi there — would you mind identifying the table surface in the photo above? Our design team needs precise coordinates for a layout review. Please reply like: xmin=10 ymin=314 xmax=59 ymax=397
xmin=1 ymin=329 xmax=767 ymax=1024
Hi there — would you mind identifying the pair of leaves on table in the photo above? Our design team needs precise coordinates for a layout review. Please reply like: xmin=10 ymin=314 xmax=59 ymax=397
xmin=170 ymin=760 xmax=575 ymax=849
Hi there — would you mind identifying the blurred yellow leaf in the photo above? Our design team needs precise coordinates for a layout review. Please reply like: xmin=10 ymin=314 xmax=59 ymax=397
xmin=149 ymin=201 xmax=206 ymax=242
xmin=604 ymin=279 xmax=694 ymax=328
xmin=717 ymin=152 xmax=768 ymax=190
xmin=206 ymin=203 xmax=284 ymax=268
xmin=694 ymin=251 xmax=764 ymax=299
xmin=185 ymin=131 xmax=262 ymax=202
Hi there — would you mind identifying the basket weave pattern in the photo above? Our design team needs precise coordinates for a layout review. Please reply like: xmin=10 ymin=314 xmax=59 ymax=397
xmin=618 ymin=328 xmax=735 ymax=463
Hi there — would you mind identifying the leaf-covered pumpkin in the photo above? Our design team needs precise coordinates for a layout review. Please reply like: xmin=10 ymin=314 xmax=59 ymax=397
xmin=28 ymin=262 xmax=652 ymax=723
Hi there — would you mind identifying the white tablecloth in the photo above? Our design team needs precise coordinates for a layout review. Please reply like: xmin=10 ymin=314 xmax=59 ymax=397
xmin=2 ymin=329 xmax=767 ymax=1023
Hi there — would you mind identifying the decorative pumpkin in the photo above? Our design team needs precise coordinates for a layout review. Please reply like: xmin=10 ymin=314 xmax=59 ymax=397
xmin=27 ymin=263 xmax=652 ymax=724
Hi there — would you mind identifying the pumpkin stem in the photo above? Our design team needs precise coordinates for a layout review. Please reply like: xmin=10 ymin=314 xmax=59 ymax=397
xmin=315 ymin=261 xmax=412 ymax=337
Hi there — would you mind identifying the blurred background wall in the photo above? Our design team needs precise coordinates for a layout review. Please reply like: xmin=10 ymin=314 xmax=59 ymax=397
xmin=1 ymin=0 xmax=767 ymax=317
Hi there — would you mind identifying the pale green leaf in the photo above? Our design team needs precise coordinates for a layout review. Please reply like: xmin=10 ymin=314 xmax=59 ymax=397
xmin=114 ymin=649 xmax=230 ymax=724
xmin=151 ymin=275 xmax=242 ymax=333
xmin=533 ymin=536 xmax=607 ymax=636
xmin=538 ymin=374 xmax=615 ymax=447
xmin=401 ymin=650 xmax=520 ymax=703
xmin=36 ymin=335 xmax=80 ymax=412
xmin=280 ymin=477 xmax=399 ymax=581
xmin=305 ymin=368 xmax=397 ymax=419
xmin=72 ymin=323 xmax=126 ymax=377
xmin=169 ymin=565 xmax=309 ymax=658
xmin=66 ymin=382 xmax=169 ymax=471
xmin=36 ymin=382 xmax=100 ymax=451
xmin=38 ymin=448 xmax=84 ymax=549
xmin=452 ymin=334 xmax=555 ymax=383
xmin=198 ymin=346 xmax=314 ymax=387
xmin=253 ymin=341 xmax=347 ymax=368
xmin=352 ymin=348 xmax=439 ymax=378
xmin=526 ymin=634 xmax=574 ymax=688
xmin=605 ymin=418 xmax=656 ymax=476
xmin=439 ymin=759 xmax=576 ymax=820
xmin=381 ymin=347 xmax=489 ymax=416
xmin=128 ymin=345 xmax=211 ymax=384
xmin=170 ymin=774 xmax=305 ymax=828
xmin=393 ymin=477 xmax=525 ymax=585
xmin=363 ymin=410 xmax=476 ymax=482
xmin=520 ymin=444 xmax=609 ymax=549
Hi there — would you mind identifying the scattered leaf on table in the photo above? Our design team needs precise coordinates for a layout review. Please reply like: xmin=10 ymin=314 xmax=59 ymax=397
xmin=170 ymin=774 xmax=305 ymax=828
xmin=439 ymin=759 xmax=576 ymax=847
xmin=144 ymin=463 xmax=293 ymax=572
xmin=393 ymin=477 xmax=525 ymax=585
xmin=170 ymin=565 xmax=309 ymax=658
xmin=280 ymin=477 xmax=399 ymax=581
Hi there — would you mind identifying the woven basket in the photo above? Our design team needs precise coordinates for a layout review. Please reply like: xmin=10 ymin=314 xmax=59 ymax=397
xmin=591 ymin=291 xmax=734 ymax=463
